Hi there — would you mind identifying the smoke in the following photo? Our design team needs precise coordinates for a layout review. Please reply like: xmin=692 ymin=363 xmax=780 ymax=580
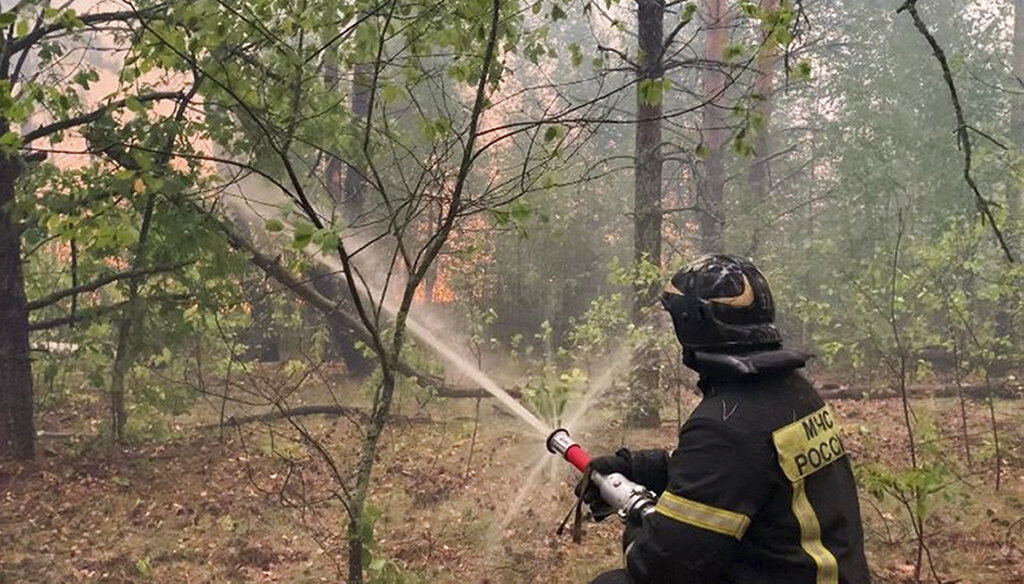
xmin=217 ymin=165 xmax=553 ymax=437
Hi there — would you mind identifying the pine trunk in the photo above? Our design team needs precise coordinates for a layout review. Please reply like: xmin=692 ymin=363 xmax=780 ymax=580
xmin=698 ymin=0 xmax=729 ymax=252
xmin=748 ymin=0 xmax=780 ymax=206
xmin=344 ymin=60 xmax=372 ymax=222
xmin=1011 ymin=0 xmax=1023 ymax=217
xmin=628 ymin=0 xmax=665 ymax=428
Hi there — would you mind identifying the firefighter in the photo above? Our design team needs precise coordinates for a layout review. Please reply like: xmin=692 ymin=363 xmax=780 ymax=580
xmin=583 ymin=254 xmax=871 ymax=584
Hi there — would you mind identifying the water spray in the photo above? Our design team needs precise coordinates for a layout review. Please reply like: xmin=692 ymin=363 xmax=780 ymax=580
xmin=546 ymin=428 xmax=656 ymax=522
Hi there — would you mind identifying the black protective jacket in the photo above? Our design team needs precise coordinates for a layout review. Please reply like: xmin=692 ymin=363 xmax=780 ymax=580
xmin=622 ymin=370 xmax=870 ymax=584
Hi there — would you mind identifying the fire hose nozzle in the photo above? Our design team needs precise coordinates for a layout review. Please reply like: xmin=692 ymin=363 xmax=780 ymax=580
xmin=546 ymin=428 xmax=657 ymax=523
xmin=546 ymin=428 xmax=574 ymax=455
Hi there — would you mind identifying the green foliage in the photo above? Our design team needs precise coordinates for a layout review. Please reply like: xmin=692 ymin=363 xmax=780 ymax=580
xmin=360 ymin=505 xmax=422 ymax=584
xmin=856 ymin=416 xmax=967 ymax=533
xmin=567 ymin=293 xmax=627 ymax=357
xmin=522 ymin=367 xmax=585 ymax=427
xmin=489 ymin=200 xmax=534 ymax=234
xmin=638 ymin=78 xmax=671 ymax=107
xmin=568 ymin=42 xmax=583 ymax=67
xmin=135 ymin=557 xmax=154 ymax=580
xmin=792 ymin=60 xmax=812 ymax=81
xmin=609 ymin=254 xmax=663 ymax=290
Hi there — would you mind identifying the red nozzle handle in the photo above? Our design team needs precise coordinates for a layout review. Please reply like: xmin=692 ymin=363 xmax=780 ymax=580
xmin=547 ymin=428 xmax=592 ymax=472
xmin=564 ymin=444 xmax=591 ymax=472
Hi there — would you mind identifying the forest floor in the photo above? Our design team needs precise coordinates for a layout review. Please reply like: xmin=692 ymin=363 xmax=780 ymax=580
xmin=2 ymin=376 xmax=1023 ymax=583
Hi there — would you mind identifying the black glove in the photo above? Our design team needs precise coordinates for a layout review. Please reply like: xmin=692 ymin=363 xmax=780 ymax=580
xmin=574 ymin=449 xmax=634 ymax=521
xmin=622 ymin=510 xmax=644 ymax=553
xmin=590 ymin=448 xmax=635 ymax=477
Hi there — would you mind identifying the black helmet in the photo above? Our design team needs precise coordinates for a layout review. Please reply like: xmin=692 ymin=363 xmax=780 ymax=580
xmin=661 ymin=254 xmax=782 ymax=352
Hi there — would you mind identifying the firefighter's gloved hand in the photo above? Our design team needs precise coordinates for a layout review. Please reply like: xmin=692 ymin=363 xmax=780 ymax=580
xmin=622 ymin=510 xmax=644 ymax=553
xmin=589 ymin=449 xmax=635 ymax=478
xmin=574 ymin=449 xmax=634 ymax=521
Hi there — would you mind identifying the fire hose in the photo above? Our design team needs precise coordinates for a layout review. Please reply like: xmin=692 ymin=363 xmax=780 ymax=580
xmin=546 ymin=428 xmax=657 ymax=523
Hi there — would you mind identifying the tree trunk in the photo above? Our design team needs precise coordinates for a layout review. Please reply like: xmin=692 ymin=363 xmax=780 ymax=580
xmin=347 ymin=512 xmax=365 ymax=584
xmin=315 ymin=55 xmax=376 ymax=377
xmin=0 ymin=152 xmax=34 ymax=460
xmin=994 ymin=0 xmax=1023 ymax=370
xmin=748 ymin=0 xmax=780 ymax=205
xmin=628 ymin=0 xmax=665 ymax=428
xmin=346 ymin=366 xmax=397 ymax=584
xmin=308 ymin=264 xmax=374 ymax=376
xmin=344 ymin=60 xmax=372 ymax=222
xmin=325 ymin=43 xmax=372 ymax=223
xmin=698 ymin=0 xmax=729 ymax=252
xmin=108 ymin=191 xmax=158 ymax=441
xmin=1010 ymin=0 xmax=1023 ymax=217
xmin=240 ymin=276 xmax=281 ymax=361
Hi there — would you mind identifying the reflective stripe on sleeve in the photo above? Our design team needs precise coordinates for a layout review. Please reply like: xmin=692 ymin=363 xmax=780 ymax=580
xmin=655 ymin=491 xmax=751 ymax=540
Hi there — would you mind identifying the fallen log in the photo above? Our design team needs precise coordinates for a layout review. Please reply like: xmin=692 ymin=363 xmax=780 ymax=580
xmin=407 ymin=369 xmax=522 ymax=400
xmin=818 ymin=380 xmax=1021 ymax=401
xmin=203 ymin=405 xmax=432 ymax=429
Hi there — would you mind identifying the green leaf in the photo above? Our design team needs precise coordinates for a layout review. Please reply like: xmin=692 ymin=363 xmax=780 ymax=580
xmin=638 ymin=78 xmax=667 ymax=106
xmin=292 ymin=222 xmax=314 ymax=248
xmin=0 ymin=13 xmax=16 ymax=27
xmin=550 ymin=4 xmax=566 ymax=21
xmin=724 ymin=43 xmax=745 ymax=61
xmin=135 ymin=557 xmax=153 ymax=579
xmin=125 ymin=95 xmax=145 ymax=114
xmin=380 ymin=83 xmax=400 ymax=104
xmin=793 ymin=60 xmax=812 ymax=81
xmin=681 ymin=2 xmax=697 ymax=24
xmin=73 ymin=69 xmax=99 ymax=90
xmin=59 ymin=9 xmax=84 ymax=30
xmin=543 ymin=125 xmax=560 ymax=142
xmin=0 ymin=131 xmax=21 ymax=155
xmin=568 ymin=43 xmax=582 ymax=68
xmin=264 ymin=218 xmax=284 ymax=232
xmin=311 ymin=227 xmax=340 ymax=253
xmin=434 ymin=118 xmax=451 ymax=136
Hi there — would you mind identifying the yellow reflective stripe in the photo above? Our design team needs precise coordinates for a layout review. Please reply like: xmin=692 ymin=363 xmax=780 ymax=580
xmin=791 ymin=479 xmax=839 ymax=584
xmin=655 ymin=491 xmax=751 ymax=540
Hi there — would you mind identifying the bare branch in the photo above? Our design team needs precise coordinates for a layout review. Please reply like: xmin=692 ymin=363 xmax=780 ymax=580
xmin=8 ymin=7 xmax=162 ymax=55
xmin=898 ymin=0 xmax=1015 ymax=262
xmin=26 ymin=262 xmax=187 ymax=311
xmin=28 ymin=294 xmax=189 ymax=331
xmin=21 ymin=91 xmax=185 ymax=143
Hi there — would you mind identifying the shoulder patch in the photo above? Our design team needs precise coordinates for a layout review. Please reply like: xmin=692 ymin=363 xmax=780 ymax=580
xmin=772 ymin=405 xmax=846 ymax=482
